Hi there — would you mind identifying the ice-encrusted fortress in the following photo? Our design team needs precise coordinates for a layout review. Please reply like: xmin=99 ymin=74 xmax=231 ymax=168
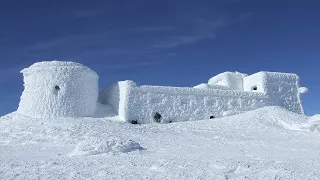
xmin=17 ymin=61 xmax=307 ymax=124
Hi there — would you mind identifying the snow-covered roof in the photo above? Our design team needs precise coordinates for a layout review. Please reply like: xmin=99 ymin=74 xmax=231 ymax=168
xmin=208 ymin=71 xmax=247 ymax=83
xmin=20 ymin=60 xmax=98 ymax=76
xmin=251 ymin=71 xmax=299 ymax=80
xmin=193 ymin=83 xmax=210 ymax=89
xmin=211 ymin=71 xmax=248 ymax=78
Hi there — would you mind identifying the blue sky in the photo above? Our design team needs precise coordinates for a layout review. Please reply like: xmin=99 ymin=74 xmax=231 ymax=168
xmin=0 ymin=0 xmax=319 ymax=116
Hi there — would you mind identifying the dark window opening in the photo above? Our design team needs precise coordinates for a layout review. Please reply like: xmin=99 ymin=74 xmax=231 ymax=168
xmin=210 ymin=115 xmax=215 ymax=119
xmin=251 ymin=86 xmax=257 ymax=91
xmin=131 ymin=120 xmax=138 ymax=124
xmin=153 ymin=112 xmax=162 ymax=123
xmin=55 ymin=85 xmax=60 ymax=91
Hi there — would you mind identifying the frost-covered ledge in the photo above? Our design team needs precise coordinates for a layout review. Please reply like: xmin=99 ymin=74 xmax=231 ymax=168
xmin=135 ymin=85 xmax=268 ymax=98
xmin=100 ymin=80 xmax=272 ymax=124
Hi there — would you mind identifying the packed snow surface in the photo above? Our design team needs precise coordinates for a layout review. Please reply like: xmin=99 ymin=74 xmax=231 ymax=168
xmin=1 ymin=106 xmax=320 ymax=179
xmin=310 ymin=114 xmax=320 ymax=121
xmin=69 ymin=136 xmax=144 ymax=156
xmin=208 ymin=71 xmax=247 ymax=91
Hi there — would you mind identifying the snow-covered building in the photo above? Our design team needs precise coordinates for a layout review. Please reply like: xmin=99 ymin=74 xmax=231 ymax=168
xmin=17 ymin=61 xmax=99 ymax=118
xmin=207 ymin=71 xmax=248 ymax=90
xmin=17 ymin=61 xmax=307 ymax=123
xmin=99 ymin=71 xmax=306 ymax=124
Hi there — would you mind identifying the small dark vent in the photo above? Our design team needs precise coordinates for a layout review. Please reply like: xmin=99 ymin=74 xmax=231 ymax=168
xmin=153 ymin=112 xmax=162 ymax=123
xmin=251 ymin=86 xmax=257 ymax=91
xmin=210 ymin=115 xmax=215 ymax=119
xmin=55 ymin=85 xmax=60 ymax=91
xmin=131 ymin=120 xmax=138 ymax=124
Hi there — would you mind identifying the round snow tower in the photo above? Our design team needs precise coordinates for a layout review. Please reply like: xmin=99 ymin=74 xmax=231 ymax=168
xmin=17 ymin=61 xmax=99 ymax=118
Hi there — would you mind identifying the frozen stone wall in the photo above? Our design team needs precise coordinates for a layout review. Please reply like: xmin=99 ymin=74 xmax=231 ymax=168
xmin=109 ymin=81 xmax=270 ymax=123
xmin=17 ymin=61 xmax=99 ymax=118
xmin=263 ymin=72 xmax=304 ymax=114
xmin=103 ymin=71 xmax=305 ymax=123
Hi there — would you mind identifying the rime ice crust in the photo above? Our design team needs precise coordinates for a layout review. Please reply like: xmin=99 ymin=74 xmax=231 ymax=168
xmin=243 ymin=72 xmax=304 ymax=114
xmin=99 ymin=72 xmax=305 ymax=124
xmin=20 ymin=61 xmax=98 ymax=75
xmin=208 ymin=71 xmax=248 ymax=91
xmin=15 ymin=60 xmax=305 ymax=123
xmin=17 ymin=61 xmax=99 ymax=118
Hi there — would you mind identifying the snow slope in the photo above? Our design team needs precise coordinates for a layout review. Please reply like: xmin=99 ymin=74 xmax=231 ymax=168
xmin=1 ymin=106 xmax=320 ymax=179
xmin=310 ymin=114 xmax=320 ymax=120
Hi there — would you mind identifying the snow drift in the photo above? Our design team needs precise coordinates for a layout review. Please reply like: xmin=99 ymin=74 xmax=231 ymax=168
xmin=1 ymin=106 xmax=320 ymax=179
xmin=69 ymin=136 xmax=144 ymax=156
xmin=310 ymin=114 xmax=320 ymax=121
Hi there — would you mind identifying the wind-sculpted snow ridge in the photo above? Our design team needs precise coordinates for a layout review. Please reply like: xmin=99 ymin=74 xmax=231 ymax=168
xmin=310 ymin=114 xmax=320 ymax=121
xmin=292 ymin=114 xmax=320 ymax=132
xmin=69 ymin=136 xmax=144 ymax=156
xmin=205 ymin=106 xmax=320 ymax=132
xmin=0 ymin=112 xmax=141 ymax=146
xmin=1 ymin=106 xmax=320 ymax=179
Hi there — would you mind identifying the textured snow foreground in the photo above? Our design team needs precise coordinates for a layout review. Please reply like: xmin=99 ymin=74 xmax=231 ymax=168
xmin=1 ymin=107 xmax=320 ymax=180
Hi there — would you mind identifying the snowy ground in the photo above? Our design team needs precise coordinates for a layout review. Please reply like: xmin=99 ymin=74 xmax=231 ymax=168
xmin=310 ymin=114 xmax=320 ymax=121
xmin=1 ymin=106 xmax=320 ymax=179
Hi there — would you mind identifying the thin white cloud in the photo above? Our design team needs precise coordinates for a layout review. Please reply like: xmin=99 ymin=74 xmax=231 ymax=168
xmin=25 ymin=25 xmax=173 ymax=52
xmin=152 ymin=34 xmax=215 ymax=48
xmin=105 ymin=61 xmax=163 ymax=69
xmin=152 ymin=18 xmax=227 ymax=48
xmin=25 ymin=32 xmax=110 ymax=52
xmin=22 ymin=15 xmax=236 ymax=65
xmin=121 ymin=26 xmax=175 ymax=32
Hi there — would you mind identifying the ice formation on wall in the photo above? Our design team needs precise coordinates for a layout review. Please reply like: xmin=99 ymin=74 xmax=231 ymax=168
xmin=17 ymin=61 xmax=99 ymax=118
xmin=299 ymin=87 xmax=308 ymax=94
xmin=193 ymin=83 xmax=211 ymax=89
xmin=14 ymin=60 xmax=306 ymax=123
xmin=243 ymin=72 xmax=304 ymax=114
xmin=101 ymin=81 xmax=270 ymax=124
xmin=208 ymin=72 xmax=248 ymax=91
xmin=99 ymin=71 xmax=306 ymax=124
xmin=193 ymin=83 xmax=229 ymax=90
